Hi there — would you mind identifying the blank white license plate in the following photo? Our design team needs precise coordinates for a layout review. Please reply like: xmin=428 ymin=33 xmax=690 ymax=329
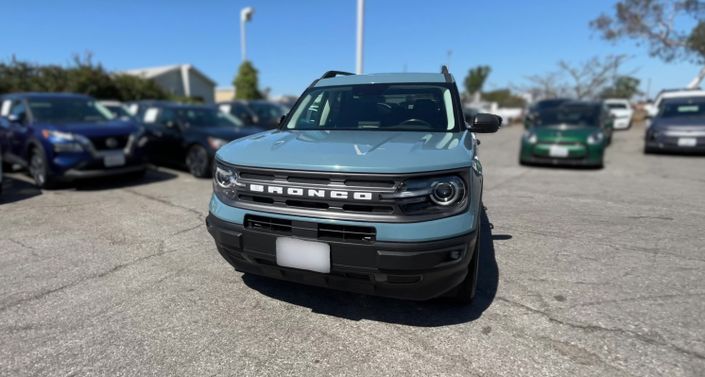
xmin=276 ymin=237 xmax=331 ymax=273
xmin=103 ymin=152 xmax=126 ymax=167
xmin=678 ymin=138 xmax=697 ymax=147
xmin=549 ymin=145 xmax=570 ymax=158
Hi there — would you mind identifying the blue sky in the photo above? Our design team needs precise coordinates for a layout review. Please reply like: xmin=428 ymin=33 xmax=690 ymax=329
xmin=2 ymin=0 xmax=701 ymax=98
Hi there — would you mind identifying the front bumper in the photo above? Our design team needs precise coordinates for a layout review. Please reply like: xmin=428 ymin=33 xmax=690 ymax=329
xmin=63 ymin=163 xmax=147 ymax=178
xmin=645 ymin=140 xmax=705 ymax=154
xmin=613 ymin=118 xmax=631 ymax=130
xmin=206 ymin=213 xmax=477 ymax=301
xmin=520 ymin=141 xmax=604 ymax=167
xmin=48 ymin=149 xmax=147 ymax=179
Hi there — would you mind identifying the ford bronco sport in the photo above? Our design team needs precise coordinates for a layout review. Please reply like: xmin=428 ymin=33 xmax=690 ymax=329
xmin=206 ymin=67 xmax=500 ymax=303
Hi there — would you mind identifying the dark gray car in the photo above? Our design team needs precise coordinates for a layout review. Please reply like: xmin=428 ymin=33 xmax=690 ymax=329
xmin=645 ymin=97 xmax=705 ymax=154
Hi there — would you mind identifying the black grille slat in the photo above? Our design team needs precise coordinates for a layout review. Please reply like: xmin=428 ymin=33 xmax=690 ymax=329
xmin=90 ymin=135 xmax=129 ymax=150
xmin=244 ymin=215 xmax=376 ymax=243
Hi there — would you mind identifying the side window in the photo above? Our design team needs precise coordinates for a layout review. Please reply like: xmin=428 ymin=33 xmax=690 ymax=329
xmin=9 ymin=101 xmax=27 ymax=123
xmin=157 ymin=108 xmax=176 ymax=125
xmin=1 ymin=100 xmax=11 ymax=116
xmin=300 ymin=93 xmax=324 ymax=126
xmin=142 ymin=107 xmax=160 ymax=124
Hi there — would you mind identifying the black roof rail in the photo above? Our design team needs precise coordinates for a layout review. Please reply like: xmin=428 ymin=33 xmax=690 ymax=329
xmin=321 ymin=70 xmax=354 ymax=79
xmin=308 ymin=70 xmax=355 ymax=88
xmin=441 ymin=65 xmax=452 ymax=83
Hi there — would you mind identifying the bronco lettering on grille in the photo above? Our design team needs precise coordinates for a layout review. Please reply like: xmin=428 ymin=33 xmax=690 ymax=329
xmin=248 ymin=184 xmax=373 ymax=201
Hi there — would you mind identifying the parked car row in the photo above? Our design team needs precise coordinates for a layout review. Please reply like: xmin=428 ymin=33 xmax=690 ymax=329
xmin=0 ymin=93 xmax=270 ymax=188
xmin=520 ymin=92 xmax=705 ymax=169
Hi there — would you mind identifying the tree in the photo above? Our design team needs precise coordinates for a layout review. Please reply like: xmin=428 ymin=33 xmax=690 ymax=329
xmin=558 ymin=55 xmax=629 ymax=99
xmin=521 ymin=71 xmax=568 ymax=100
xmin=600 ymin=76 xmax=642 ymax=99
xmin=0 ymin=55 xmax=171 ymax=101
xmin=520 ymin=55 xmax=631 ymax=100
xmin=590 ymin=0 xmax=705 ymax=86
xmin=463 ymin=65 xmax=491 ymax=102
xmin=112 ymin=74 xmax=169 ymax=101
xmin=233 ymin=60 xmax=263 ymax=100
xmin=482 ymin=89 xmax=527 ymax=108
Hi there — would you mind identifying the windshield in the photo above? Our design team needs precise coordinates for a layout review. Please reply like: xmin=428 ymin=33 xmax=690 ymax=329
xmin=104 ymin=105 xmax=131 ymax=118
xmin=248 ymin=102 xmax=286 ymax=122
xmin=534 ymin=99 xmax=568 ymax=111
xmin=284 ymin=84 xmax=456 ymax=132
xmin=534 ymin=106 xmax=600 ymax=127
xmin=174 ymin=107 xmax=243 ymax=128
xmin=28 ymin=97 xmax=113 ymax=123
xmin=659 ymin=99 xmax=705 ymax=119
xmin=606 ymin=103 xmax=628 ymax=109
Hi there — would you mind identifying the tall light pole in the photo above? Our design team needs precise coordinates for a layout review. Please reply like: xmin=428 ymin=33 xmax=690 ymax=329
xmin=240 ymin=6 xmax=254 ymax=62
xmin=356 ymin=0 xmax=364 ymax=74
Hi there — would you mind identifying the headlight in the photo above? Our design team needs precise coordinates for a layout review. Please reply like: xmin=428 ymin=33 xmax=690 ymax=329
xmin=430 ymin=177 xmax=465 ymax=206
xmin=215 ymin=165 xmax=237 ymax=188
xmin=397 ymin=175 xmax=468 ymax=211
xmin=42 ymin=129 xmax=76 ymax=141
xmin=42 ymin=130 xmax=85 ymax=152
xmin=523 ymin=131 xmax=537 ymax=144
xmin=208 ymin=137 xmax=229 ymax=150
xmin=213 ymin=163 xmax=241 ymax=202
xmin=587 ymin=131 xmax=604 ymax=145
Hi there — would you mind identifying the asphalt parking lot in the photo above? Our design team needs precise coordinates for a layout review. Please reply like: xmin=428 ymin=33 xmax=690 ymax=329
xmin=1 ymin=123 xmax=704 ymax=377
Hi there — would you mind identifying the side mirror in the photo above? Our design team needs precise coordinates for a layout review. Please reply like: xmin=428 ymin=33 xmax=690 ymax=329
xmin=468 ymin=113 xmax=501 ymax=133
xmin=279 ymin=115 xmax=287 ymax=126
xmin=7 ymin=113 xmax=25 ymax=125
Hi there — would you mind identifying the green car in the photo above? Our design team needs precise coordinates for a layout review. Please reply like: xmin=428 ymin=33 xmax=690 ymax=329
xmin=520 ymin=101 xmax=613 ymax=168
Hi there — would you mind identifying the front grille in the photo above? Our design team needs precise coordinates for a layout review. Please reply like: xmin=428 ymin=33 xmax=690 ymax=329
xmin=90 ymin=135 xmax=129 ymax=150
xmin=226 ymin=165 xmax=470 ymax=222
xmin=244 ymin=215 xmax=376 ymax=242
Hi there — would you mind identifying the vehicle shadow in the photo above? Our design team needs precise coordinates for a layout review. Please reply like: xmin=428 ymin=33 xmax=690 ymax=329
xmin=72 ymin=167 xmax=178 ymax=191
xmin=0 ymin=175 xmax=42 ymax=204
xmin=242 ymin=210 xmax=500 ymax=327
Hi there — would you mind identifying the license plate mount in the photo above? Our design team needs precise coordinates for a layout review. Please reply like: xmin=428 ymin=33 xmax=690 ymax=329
xmin=103 ymin=152 xmax=126 ymax=167
xmin=276 ymin=237 xmax=331 ymax=273
xmin=549 ymin=145 xmax=570 ymax=158
xmin=678 ymin=137 xmax=697 ymax=147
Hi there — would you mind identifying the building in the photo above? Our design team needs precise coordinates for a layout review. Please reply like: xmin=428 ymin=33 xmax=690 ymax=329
xmin=215 ymin=87 xmax=235 ymax=102
xmin=122 ymin=64 xmax=216 ymax=103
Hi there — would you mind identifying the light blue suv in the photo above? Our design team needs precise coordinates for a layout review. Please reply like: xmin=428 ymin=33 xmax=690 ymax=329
xmin=206 ymin=67 xmax=500 ymax=303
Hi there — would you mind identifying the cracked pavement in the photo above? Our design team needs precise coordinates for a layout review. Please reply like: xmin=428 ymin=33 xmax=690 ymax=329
xmin=1 ymin=123 xmax=703 ymax=376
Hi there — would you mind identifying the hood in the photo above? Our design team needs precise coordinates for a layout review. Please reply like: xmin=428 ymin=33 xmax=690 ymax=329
xmin=651 ymin=117 xmax=705 ymax=135
xmin=39 ymin=120 xmax=138 ymax=137
xmin=216 ymin=130 xmax=473 ymax=173
xmin=532 ymin=125 xmax=598 ymax=142
xmin=193 ymin=125 xmax=266 ymax=141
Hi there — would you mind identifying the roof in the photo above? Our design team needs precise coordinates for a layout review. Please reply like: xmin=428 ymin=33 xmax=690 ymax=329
xmin=657 ymin=90 xmax=705 ymax=100
xmin=314 ymin=72 xmax=450 ymax=87
xmin=122 ymin=64 xmax=217 ymax=86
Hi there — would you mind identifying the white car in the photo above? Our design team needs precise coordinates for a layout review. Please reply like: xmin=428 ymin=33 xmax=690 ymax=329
xmin=604 ymin=99 xmax=633 ymax=130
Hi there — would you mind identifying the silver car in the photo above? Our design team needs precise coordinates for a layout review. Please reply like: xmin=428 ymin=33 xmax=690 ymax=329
xmin=645 ymin=97 xmax=705 ymax=154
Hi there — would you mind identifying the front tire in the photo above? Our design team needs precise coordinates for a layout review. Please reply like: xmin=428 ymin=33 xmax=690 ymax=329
xmin=28 ymin=147 xmax=56 ymax=189
xmin=185 ymin=145 xmax=212 ymax=178
xmin=450 ymin=217 xmax=482 ymax=304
